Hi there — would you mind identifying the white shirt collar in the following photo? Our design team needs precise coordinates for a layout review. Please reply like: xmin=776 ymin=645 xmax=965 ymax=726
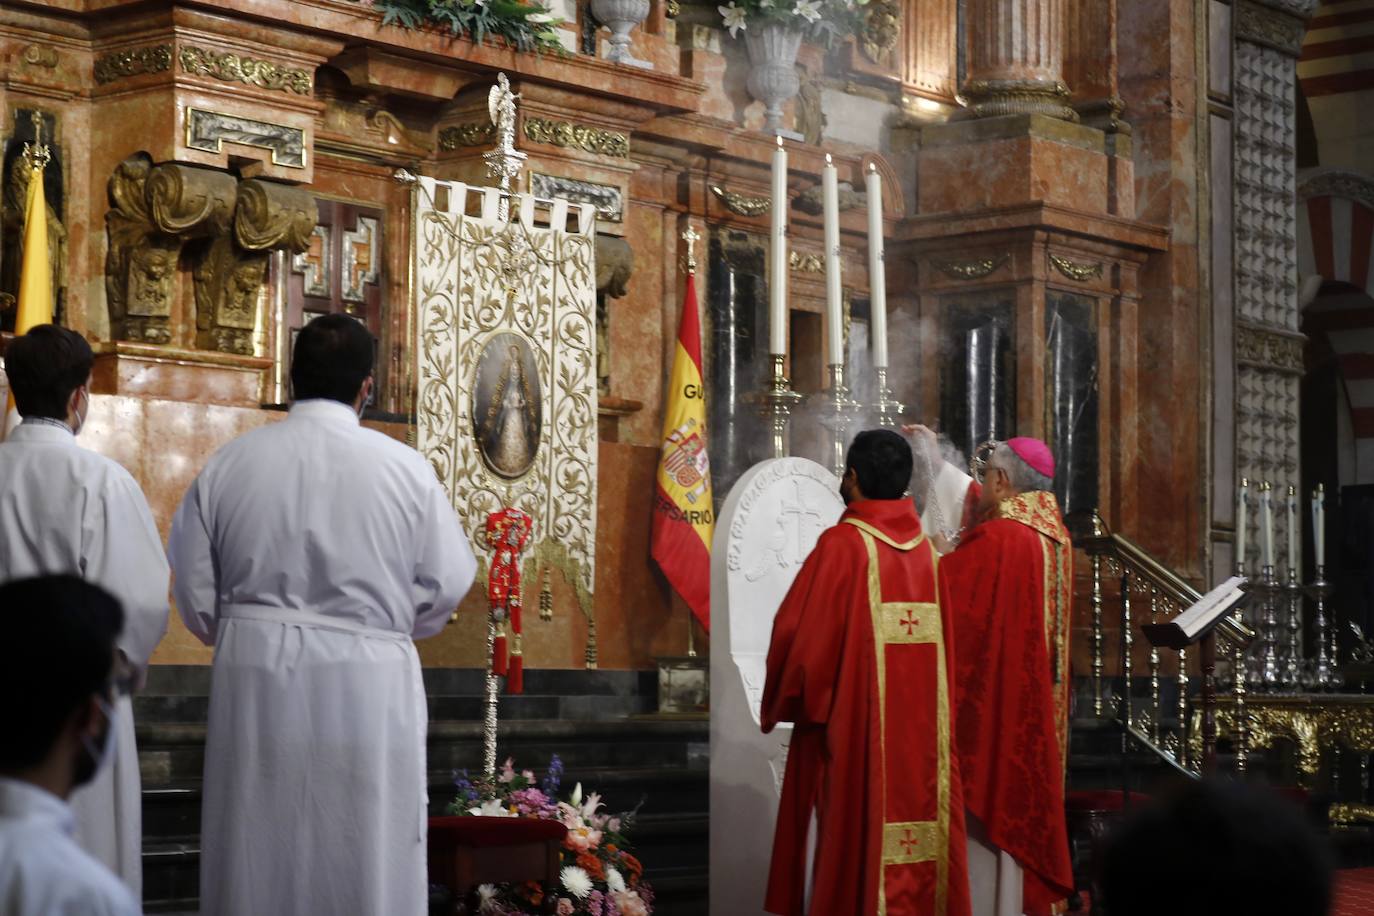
xmin=0 ymin=777 xmax=74 ymax=835
xmin=6 ymin=420 xmax=76 ymax=444
xmin=288 ymin=399 xmax=360 ymax=426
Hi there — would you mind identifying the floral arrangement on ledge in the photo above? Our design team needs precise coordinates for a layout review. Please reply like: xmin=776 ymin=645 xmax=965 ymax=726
xmin=716 ymin=0 xmax=868 ymax=42
xmin=450 ymin=756 xmax=654 ymax=915
xmin=372 ymin=0 xmax=567 ymax=54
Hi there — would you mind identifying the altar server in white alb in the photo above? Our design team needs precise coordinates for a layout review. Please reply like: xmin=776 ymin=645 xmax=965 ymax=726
xmin=0 ymin=576 xmax=142 ymax=916
xmin=169 ymin=314 xmax=478 ymax=916
xmin=0 ymin=324 xmax=169 ymax=898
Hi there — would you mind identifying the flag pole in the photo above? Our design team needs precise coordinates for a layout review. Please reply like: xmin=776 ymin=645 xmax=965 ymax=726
xmin=682 ymin=225 xmax=699 ymax=660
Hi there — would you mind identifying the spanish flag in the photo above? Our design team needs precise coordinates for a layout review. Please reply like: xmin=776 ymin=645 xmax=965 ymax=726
xmin=4 ymin=158 xmax=52 ymax=435
xmin=651 ymin=270 xmax=714 ymax=631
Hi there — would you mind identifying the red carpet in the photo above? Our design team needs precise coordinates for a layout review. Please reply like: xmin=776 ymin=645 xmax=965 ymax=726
xmin=1335 ymin=868 xmax=1374 ymax=916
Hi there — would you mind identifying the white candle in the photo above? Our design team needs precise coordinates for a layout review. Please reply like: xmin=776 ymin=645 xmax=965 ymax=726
xmin=1260 ymin=482 xmax=1274 ymax=570
xmin=865 ymin=162 xmax=887 ymax=369
xmin=1236 ymin=477 xmax=1249 ymax=574
xmin=1287 ymin=485 xmax=1299 ymax=575
xmin=770 ymin=136 xmax=788 ymax=355
xmin=1313 ymin=484 xmax=1325 ymax=569
xmin=822 ymin=153 xmax=843 ymax=366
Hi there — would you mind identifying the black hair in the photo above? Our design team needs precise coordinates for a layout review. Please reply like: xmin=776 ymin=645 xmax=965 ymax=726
xmin=1100 ymin=780 xmax=1331 ymax=916
xmin=3 ymin=324 xmax=93 ymax=421
xmin=290 ymin=313 xmax=374 ymax=405
xmin=845 ymin=428 xmax=914 ymax=501
xmin=0 ymin=576 xmax=123 ymax=771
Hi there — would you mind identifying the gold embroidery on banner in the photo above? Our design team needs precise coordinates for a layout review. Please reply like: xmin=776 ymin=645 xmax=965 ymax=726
xmin=883 ymin=821 xmax=939 ymax=864
xmin=858 ymin=530 xmax=950 ymax=914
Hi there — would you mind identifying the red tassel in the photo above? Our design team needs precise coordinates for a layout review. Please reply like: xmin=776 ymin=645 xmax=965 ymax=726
xmin=508 ymin=654 xmax=524 ymax=694
xmin=492 ymin=632 xmax=508 ymax=676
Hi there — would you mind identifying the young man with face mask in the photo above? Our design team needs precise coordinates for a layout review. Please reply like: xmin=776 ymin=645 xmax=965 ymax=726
xmin=761 ymin=428 xmax=971 ymax=916
xmin=169 ymin=313 xmax=477 ymax=916
xmin=0 ymin=575 xmax=140 ymax=916
xmin=0 ymin=324 xmax=170 ymax=899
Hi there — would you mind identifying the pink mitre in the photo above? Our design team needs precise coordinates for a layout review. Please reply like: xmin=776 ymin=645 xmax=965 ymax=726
xmin=1007 ymin=437 xmax=1055 ymax=479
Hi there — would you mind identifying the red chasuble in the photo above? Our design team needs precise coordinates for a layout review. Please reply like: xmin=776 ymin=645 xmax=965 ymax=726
xmin=762 ymin=498 xmax=971 ymax=916
xmin=940 ymin=490 xmax=1074 ymax=916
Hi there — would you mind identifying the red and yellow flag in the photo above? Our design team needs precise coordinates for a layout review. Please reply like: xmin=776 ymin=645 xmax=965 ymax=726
xmin=651 ymin=270 xmax=714 ymax=631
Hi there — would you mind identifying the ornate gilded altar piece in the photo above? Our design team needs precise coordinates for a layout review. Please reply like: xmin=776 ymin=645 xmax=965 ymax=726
xmin=1190 ymin=694 xmax=1374 ymax=788
xmin=409 ymin=88 xmax=599 ymax=670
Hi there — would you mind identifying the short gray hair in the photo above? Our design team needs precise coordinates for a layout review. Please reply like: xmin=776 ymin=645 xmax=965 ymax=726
xmin=991 ymin=442 xmax=1053 ymax=494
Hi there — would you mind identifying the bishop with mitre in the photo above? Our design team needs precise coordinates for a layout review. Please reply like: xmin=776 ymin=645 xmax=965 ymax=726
xmin=761 ymin=429 xmax=971 ymax=916
xmin=939 ymin=437 xmax=1075 ymax=916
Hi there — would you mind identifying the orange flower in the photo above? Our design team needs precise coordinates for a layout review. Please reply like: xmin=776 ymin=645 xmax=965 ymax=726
xmin=577 ymin=851 xmax=606 ymax=881
xmin=621 ymin=852 xmax=643 ymax=880
xmin=522 ymin=881 xmax=544 ymax=906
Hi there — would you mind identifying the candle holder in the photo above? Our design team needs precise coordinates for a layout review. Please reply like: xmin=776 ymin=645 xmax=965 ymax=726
xmin=816 ymin=362 xmax=863 ymax=478
xmin=1305 ymin=567 xmax=1335 ymax=691
xmin=750 ymin=354 xmax=805 ymax=460
xmin=1280 ymin=569 xmax=1303 ymax=691
xmin=871 ymin=367 xmax=906 ymax=428
xmin=1248 ymin=565 xmax=1282 ymax=692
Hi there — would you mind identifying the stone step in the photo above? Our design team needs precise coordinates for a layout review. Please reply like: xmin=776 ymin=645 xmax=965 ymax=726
xmin=138 ymin=717 xmax=709 ymax=786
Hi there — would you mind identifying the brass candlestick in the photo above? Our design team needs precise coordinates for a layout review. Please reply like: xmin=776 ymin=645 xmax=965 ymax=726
xmin=816 ymin=362 xmax=863 ymax=477
xmin=752 ymin=354 xmax=805 ymax=459
xmin=871 ymin=366 xmax=905 ymax=428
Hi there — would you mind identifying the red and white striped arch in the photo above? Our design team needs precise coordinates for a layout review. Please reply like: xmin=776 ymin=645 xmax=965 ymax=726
xmin=1299 ymin=168 xmax=1374 ymax=483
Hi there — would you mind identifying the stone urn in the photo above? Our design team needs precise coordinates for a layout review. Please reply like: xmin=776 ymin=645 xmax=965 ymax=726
xmin=590 ymin=0 xmax=653 ymax=68
xmin=744 ymin=22 xmax=803 ymax=134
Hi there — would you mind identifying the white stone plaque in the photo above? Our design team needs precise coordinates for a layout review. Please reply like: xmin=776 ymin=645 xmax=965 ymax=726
xmin=709 ymin=457 xmax=844 ymax=916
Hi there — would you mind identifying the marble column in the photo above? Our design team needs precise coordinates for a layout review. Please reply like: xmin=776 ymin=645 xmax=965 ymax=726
xmin=1231 ymin=0 xmax=1317 ymax=558
xmin=960 ymin=0 xmax=1076 ymax=121
xmin=1064 ymin=0 xmax=1125 ymax=129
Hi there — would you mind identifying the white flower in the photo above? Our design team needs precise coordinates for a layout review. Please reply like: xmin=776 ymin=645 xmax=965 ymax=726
xmin=760 ymin=0 xmax=775 ymax=7
xmin=560 ymin=865 xmax=594 ymax=899
xmin=468 ymin=798 xmax=513 ymax=817
xmin=477 ymin=885 xmax=500 ymax=912
xmin=719 ymin=2 xmax=748 ymax=36
xmin=579 ymin=791 xmax=603 ymax=820
xmin=526 ymin=11 xmax=554 ymax=21
xmin=570 ymin=782 xmax=583 ymax=808
xmin=606 ymin=866 xmax=627 ymax=894
xmin=792 ymin=0 xmax=822 ymax=21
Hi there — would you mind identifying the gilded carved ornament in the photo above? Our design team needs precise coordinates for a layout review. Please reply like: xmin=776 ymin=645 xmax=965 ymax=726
xmin=710 ymin=185 xmax=771 ymax=217
xmin=1235 ymin=324 xmax=1305 ymax=374
xmin=790 ymin=250 xmax=823 ymax=274
xmin=178 ymin=46 xmax=313 ymax=95
xmin=94 ymin=45 xmax=173 ymax=84
xmin=957 ymin=79 xmax=1077 ymax=123
xmin=860 ymin=0 xmax=899 ymax=65
xmin=933 ymin=254 xmax=1009 ymax=281
xmin=1191 ymin=698 xmax=1374 ymax=787
xmin=522 ymin=117 xmax=629 ymax=158
xmin=439 ymin=121 xmax=497 ymax=150
xmin=1235 ymin=0 xmax=1307 ymax=56
xmin=1049 ymin=254 xmax=1103 ymax=282
xmin=20 ymin=45 xmax=59 ymax=69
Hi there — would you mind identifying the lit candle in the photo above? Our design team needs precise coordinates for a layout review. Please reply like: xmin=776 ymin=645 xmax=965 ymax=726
xmin=1236 ymin=477 xmax=1249 ymax=574
xmin=1260 ymin=482 xmax=1274 ymax=570
xmin=1313 ymin=484 xmax=1325 ymax=569
xmin=1287 ymin=485 xmax=1299 ymax=575
xmin=770 ymin=136 xmax=788 ymax=355
xmin=865 ymin=162 xmax=887 ymax=369
xmin=822 ymin=153 xmax=843 ymax=366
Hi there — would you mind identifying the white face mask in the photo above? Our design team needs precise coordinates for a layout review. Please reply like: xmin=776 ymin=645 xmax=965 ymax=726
xmin=70 ymin=388 xmax=88 ymax=437
xmin=79 ymin=697 xmax=117 ymax=782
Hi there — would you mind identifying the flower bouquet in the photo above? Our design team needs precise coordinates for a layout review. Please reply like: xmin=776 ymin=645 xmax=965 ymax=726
xmin=372 ymin=0 xmax=566 ymax=54
xmin=450 ymin=756 xmax=654 ymax=915
xmin=716 ymin=0 xmax=867 ymax=43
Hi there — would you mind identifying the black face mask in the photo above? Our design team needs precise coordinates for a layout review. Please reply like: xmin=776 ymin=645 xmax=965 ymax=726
xmin=72 ymin=697 xmax=114 ymax=789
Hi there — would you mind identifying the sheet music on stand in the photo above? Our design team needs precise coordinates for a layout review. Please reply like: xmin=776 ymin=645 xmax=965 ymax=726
xmin=1141 ymin=575 xmax=1252 ymax=649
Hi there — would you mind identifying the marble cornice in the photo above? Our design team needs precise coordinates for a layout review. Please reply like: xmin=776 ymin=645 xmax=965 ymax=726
xmin=1235 ymin=321 xmax=1306 ymax=375
xmin=1235 ymin=0 xmax=1309 ymax=56
xmin=894 ymin=202 xmax=1170 ymax=253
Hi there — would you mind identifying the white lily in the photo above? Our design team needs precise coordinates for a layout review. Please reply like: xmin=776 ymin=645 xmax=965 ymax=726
xmin=579 ymin=791 xmax=603 ymax=820
xmin=793 ymin=0 xmax=822 ymax=21
xmin=468 ymin=798 xmax=513 ymax=817
xmin=719 ymin=2 xmax=748 ymax=37
xmin=570 ymin=782 xmax=583 ymax=807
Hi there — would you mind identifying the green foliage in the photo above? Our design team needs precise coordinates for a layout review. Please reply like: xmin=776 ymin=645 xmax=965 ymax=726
xmin=372 ymin=0 xmax=568 ymax=54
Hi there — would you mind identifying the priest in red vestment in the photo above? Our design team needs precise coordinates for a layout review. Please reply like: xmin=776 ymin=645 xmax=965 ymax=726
xmin=761 ymin=429 xmax=972 ymax=916
xmin=939 ymin=438 xmax=1074 ymax=916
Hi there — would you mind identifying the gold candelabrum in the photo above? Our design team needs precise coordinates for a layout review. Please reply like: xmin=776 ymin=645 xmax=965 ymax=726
xmin=816 ymin=362 xmax=863 ymax=478
xmin=753 ymin=354 xmax=805 ymax=459
xmin=870 ymin=366 xmax=905 ymax=428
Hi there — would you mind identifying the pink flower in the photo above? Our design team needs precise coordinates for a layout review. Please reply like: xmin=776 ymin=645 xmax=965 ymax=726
xmin=614 ymin=890 xmax=649 ymax=916
xmin=564 ymin=823 xmax=604 ymax=852
xmin=557 ymin=899 xmax=575 ymax=916
xmin=498 ymin=758 xmax=516 ymax=784
xmin=522 ymin=769 xmax=537 ymax=782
